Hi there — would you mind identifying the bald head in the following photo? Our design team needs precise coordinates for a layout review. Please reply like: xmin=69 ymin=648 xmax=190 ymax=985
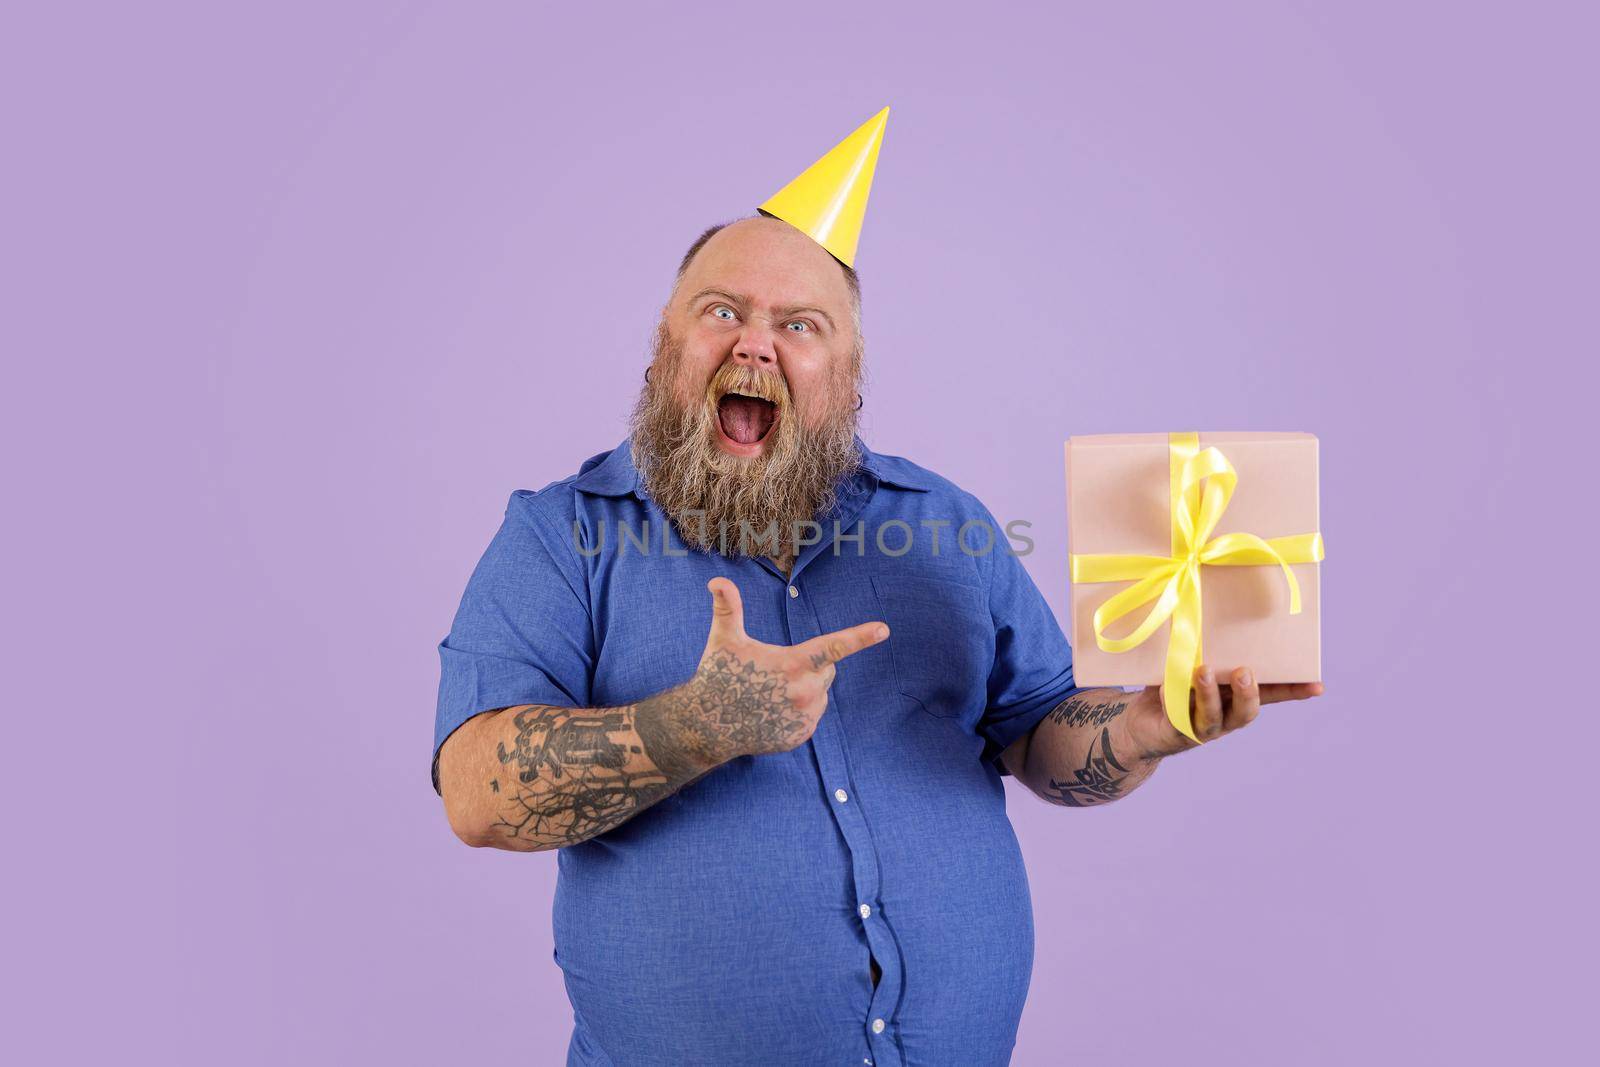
xmin=670 ymin=215 xmax=861 ymax=340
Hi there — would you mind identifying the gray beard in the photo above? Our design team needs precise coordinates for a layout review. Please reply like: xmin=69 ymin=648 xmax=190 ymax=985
xmin=628 ymin=326 xmax=862 ymax=561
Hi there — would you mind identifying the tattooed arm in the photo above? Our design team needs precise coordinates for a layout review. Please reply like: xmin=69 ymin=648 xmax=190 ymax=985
xmin=438 ymin=679 xmax=729 ymax=851
xmin=438 ymin=576 xmax=889 ymax=851
xmin=1000 ymin=664 xmax=1326 ymax=807
xmin=1000 ymin=688 xmax=1163 ymax=808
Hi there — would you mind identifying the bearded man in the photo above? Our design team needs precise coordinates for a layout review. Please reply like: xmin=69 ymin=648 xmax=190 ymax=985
xmin=433 ymin=114 xmax=1322 ymax=1067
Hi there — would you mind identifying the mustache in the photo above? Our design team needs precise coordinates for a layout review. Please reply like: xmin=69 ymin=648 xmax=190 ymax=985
xmin=707 ymin=361 xmax=788 ymax=409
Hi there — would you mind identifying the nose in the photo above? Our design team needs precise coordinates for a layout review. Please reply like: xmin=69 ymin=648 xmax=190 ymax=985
xmin=731 ymin=324 xmax=777 ymax=368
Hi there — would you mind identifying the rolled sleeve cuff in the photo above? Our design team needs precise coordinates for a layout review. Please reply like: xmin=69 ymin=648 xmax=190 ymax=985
xmin=979 ymin=678 xmax=1091 ymax=777
xmin=432 ymin=642 xmax=582 ymax=794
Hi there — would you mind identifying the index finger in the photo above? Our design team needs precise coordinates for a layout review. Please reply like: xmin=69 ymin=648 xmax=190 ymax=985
xmin=1258 ymin=681 xmax=1325 ymax=704
xmin=798 ymin=621 xmax=890 ymax=668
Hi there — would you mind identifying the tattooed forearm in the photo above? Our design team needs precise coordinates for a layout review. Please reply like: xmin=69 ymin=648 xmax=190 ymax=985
xmin=1048 ymin=691 xmax=1130 ymax=728
xmin=1042 ymin=728 xmax=1130 ymax=807
xmin=1023 ymin=688 xmax=1162 ymax=807
xmin=463 ymin=648 xmax=803 ymax=851
xmin=490 ymin=706 xmax=673 ymax=846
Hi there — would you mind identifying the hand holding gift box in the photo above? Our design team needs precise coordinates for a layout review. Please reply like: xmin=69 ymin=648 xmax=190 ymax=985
xmin=1066 ymin=431 xmax=1326 ymax=749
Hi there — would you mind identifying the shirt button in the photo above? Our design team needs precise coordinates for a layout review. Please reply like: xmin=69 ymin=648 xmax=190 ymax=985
xmin=834 ymin=788 xmax=848 ymax=803
xmin=788 ymin=585 xmax=799 ymax=598
xmin=871 ymin=1018 xmax=886 ymax=1034
xmin=858 ymin=903 xmax=872 ymax=919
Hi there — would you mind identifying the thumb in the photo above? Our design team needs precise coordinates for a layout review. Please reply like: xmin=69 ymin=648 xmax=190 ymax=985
xmin=705 ymin=577 xmax=746 ymax=643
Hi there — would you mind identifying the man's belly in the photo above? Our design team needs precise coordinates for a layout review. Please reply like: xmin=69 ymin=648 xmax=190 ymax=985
xmin=547 ymin=754 xmax=1037 ymax=1067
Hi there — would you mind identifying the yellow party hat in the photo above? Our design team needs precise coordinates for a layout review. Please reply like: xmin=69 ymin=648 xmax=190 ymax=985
xmin=758 ymin=106 xmax=889 ymax=268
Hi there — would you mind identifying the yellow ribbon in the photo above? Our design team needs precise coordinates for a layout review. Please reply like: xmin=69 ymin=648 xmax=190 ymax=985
xmin=1068 ymin=432 xmax=1325 ymax=743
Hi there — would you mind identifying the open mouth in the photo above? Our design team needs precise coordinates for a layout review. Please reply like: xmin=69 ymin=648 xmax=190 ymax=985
xmin=716 ymin=390 xmax=779 ymax=446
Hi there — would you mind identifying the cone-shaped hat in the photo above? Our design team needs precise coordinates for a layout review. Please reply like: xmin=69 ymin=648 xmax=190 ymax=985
xmin=758 ymin=107 xmax=888 ymax=268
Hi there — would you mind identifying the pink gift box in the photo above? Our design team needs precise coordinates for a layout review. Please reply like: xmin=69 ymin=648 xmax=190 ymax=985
xmin=1065 ymin=432 xmax=1322 ymax=687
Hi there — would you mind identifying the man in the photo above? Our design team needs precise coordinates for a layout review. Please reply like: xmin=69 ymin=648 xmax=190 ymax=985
xmin=433 ymin=112 xmax=1323 ymax=1066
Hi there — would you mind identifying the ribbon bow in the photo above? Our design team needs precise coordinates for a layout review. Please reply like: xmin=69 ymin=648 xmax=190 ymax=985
xmin=1069 ymin=432 xmax=1324 ymax=742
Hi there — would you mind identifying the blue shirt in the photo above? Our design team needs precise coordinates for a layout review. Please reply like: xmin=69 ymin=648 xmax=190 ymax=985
xmin=434 ymin=437 xmax=1084 ymax=1067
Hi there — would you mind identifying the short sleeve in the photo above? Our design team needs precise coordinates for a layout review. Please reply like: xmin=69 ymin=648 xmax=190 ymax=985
xmin=432 ymin=491 xmax=594 ymax=792
xmin=978 ymin=533 xmax=1087 ymax=777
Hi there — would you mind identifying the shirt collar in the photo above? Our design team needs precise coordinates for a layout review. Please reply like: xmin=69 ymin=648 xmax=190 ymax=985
xmin=854 ymin=437 xmax=935 ymax=492
xmin=571 ymin=439 xmax=644 ymax=498
xmin=572 ymin=435 xmax=935 ymax=499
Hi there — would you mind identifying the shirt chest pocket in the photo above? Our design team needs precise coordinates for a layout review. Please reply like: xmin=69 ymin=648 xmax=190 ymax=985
xmin=870 ymin=575 xmax=994 ymax=721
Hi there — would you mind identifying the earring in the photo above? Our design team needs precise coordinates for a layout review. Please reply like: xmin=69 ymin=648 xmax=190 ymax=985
xmin=854 ymin=393 xmax=863 ymax=411
xmin=645 ymin=367 xmax=652 ymax=383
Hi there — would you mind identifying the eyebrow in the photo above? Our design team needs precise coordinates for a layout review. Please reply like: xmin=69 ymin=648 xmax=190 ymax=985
xmin=688 ymin=287 xmax=837 ymax=332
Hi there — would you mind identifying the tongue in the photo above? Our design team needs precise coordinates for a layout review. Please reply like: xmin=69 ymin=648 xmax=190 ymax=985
xmin=718 ymin=395 xmax=774 ymax=445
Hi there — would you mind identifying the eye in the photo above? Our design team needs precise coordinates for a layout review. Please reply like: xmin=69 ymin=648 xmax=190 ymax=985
xmin=709 ymin=305 xmax=736 ymax=322
xmin=785 ymin=320 xmax=812 ymax=334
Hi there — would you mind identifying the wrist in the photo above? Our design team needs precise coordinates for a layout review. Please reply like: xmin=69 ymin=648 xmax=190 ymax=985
xmin=636 ymin=677 xmax=732 ymax=779
xmin=677 ymin=674 xmax=745 ymax=765
xmin=1120 ymin=691 xmax=1174 ymax=764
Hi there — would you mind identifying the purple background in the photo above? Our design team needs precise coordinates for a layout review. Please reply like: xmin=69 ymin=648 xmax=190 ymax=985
xmin=9 ymin=2 xmax=1593 ymax=1063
